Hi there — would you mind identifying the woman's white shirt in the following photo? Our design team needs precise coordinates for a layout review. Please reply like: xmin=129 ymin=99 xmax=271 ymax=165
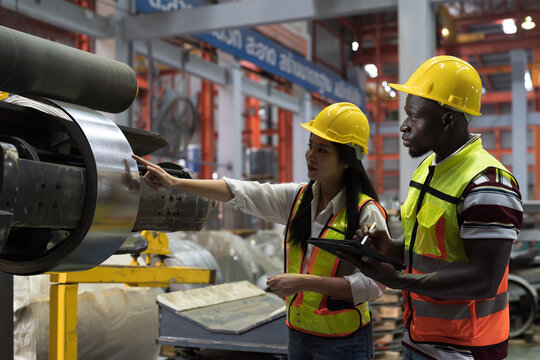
xmin=223 ymin=177 xmax=388 ymax=304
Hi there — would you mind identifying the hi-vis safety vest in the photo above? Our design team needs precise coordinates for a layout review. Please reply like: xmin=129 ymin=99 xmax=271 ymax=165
xmin=401 ymin=137 xmax=516 ymax=348
xmin=285 ymin=185 xmax=385 ymax=337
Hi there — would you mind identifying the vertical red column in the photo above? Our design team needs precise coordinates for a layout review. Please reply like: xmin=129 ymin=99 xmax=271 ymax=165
xmin=76 ymin=1 xmax=91 ymax=52
xmin=534 ymin=126 xmax=540 ymax=200
xmin=198 ymin=79 xmax=216 ymax=179
xmin=374 ymin=13 xmax=384 ymax=195
xmin=278 ymin=109 xmax=293 ymax=183
xmin=243 ymin=72 xmax=261 ymax=149
xmin=136 ymin=76 xmax=150 ymax=132
xmin=198 ymin=51 xmax=217 ymax=179
xmin=534 ymin=50 xmax=540 ymax=199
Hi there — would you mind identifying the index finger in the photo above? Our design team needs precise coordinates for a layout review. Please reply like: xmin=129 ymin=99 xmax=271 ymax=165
xmin=131 ymin=154 xmax=153 ymax=167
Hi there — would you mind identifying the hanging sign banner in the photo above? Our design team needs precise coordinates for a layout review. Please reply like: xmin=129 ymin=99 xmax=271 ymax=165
xmin=136 ymin=0 xmax=364 ymax=107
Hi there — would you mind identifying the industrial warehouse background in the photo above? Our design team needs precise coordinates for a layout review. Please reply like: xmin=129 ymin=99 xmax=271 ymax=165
xmin=0 ymin=0 xmax=540 ymax=359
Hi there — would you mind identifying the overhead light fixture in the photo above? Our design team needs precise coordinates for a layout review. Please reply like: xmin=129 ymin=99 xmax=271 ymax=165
xmin=352 ymin=41 xmax=359 ymax=52
xmin=521 ymin=16 xmax=536 ymax=30
xmin=364 ymin=64 xmax=378 ymax=78
xmin=389 ymin=90 xmax=396 ymax=98
xmin=441 ymin=27 xmax=450 ymax=38
xmin=482 ymin=87 xmax=487 ymax=94
xmin=502 ymin=19 xmax=517 ymax=34
xmin=525 ymin=70 xmax=533 ymax=91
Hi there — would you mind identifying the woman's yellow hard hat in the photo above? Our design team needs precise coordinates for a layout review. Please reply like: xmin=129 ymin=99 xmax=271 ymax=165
xmin=301 ymin=102 xmax=370 ymax=155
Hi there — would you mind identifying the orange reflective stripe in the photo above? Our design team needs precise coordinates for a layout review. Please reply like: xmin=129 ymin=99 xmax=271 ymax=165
xmin=369 ymin=200 xmax=387 ymax=221
xmin=306 ymin=247 xmax=319 ymax=274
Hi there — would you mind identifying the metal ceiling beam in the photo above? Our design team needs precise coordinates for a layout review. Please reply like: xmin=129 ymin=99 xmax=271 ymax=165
xmin=242 ymin=78 xmax=303 ymax=113
xmin=482 ymin=90 xmax=535 ymax=103
xmin=476 ymin=62 xmax=540 ymax=75
xmin=132 ymin=40 xmax=228 ymax=86
xmin=447 ymin=33 xmax=540 ymax=57
xmin=133 ymin=40 xmax=303 ymax=112
xmin=122 ymin=0 xmax=400 ymax=42
xmin=0 ymin=0 xmax=112 ymax=38
xmin=455 ymin=9 xmax=540 ymax=27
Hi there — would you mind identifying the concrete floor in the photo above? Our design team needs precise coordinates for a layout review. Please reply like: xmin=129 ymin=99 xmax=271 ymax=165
xmin=508 ymin=340 xmax=540 ymax=359
xmin=158 ymin=341 xmax=540 ymax=360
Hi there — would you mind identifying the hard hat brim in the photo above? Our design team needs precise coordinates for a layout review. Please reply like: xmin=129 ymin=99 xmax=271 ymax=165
xmin=300 ymin=122 xmax=369 ymax=155
xmin=388 ymin=83 xmax=481 ymax=117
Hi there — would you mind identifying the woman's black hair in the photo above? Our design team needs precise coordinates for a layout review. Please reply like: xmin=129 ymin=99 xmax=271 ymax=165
xmin=288 ymin=142 xmax=378 ymax=248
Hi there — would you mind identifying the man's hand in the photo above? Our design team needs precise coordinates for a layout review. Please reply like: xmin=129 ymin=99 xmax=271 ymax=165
xmin=353 ymin=223 xmax=390 ymax=253
xmin=132 ymin=154 xmax=177 ymax=191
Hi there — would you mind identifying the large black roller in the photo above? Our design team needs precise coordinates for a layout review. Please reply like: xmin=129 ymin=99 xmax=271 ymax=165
xmin=0 ymin=26 xmax=137 ymax=113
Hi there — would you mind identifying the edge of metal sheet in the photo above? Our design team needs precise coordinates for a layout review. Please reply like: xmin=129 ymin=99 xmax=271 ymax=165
xmin=49 ymin=100 xmax=140 ymax=271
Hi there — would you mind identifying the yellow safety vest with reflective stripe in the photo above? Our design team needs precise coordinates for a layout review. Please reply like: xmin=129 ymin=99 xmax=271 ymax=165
xmin=401 ymin=137 xmax=515 ymax=348
xmin=285 ymin=186 xmax=384 ymax=337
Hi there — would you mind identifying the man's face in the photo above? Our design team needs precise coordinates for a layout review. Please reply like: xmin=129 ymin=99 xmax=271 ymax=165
xmin=400 ymin=94 xmax=445 ymax=158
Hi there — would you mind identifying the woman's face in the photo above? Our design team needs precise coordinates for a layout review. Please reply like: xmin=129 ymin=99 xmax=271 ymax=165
xmin=305 ymin=134 xmax=347 ymax=185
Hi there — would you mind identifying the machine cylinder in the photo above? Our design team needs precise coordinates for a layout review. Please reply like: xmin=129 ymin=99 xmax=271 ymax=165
xmin=0 ymin=26 xmax=137 ymax=113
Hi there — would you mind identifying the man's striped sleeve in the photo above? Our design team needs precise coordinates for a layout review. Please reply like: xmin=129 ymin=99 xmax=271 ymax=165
xmin=459 ymin=168 xmax=523 ymax=241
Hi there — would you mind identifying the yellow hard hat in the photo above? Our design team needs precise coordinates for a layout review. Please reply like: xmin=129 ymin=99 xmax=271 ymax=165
xmin=301 ymin=102 xmax=370 ymax=155
xmin=389 ymin=55 xmax=482 ymax=116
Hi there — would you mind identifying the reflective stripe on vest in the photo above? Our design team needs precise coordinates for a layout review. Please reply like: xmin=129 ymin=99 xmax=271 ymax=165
xmin=285 ymin=188 xmax=384 ymax=337
xmin=401 ymin=137 xmax=514 ymax=348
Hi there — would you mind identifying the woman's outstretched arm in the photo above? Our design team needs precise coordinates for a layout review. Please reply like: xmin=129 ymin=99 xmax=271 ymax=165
xmin=132 ymin=154 xmax=234 ymax=202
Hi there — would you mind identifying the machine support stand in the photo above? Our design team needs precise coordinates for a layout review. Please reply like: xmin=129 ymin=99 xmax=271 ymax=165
xmin=0 ymin=272 xmax=13 ymax=360
xmin=49 ymin=283 xmax=79 ymax=360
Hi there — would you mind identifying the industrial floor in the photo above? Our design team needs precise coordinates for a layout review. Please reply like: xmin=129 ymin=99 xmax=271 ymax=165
xmin=508 ymin=339 xmax=540 ymax=359
xmin=158 ymin=341 xmax=540 ymax=359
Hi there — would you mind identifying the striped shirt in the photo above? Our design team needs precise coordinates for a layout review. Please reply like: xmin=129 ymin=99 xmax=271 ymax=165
xmin=404 ymin=134 xmax=523 ymax=360
xmin=459 ymin=167 xmax=522 ymax=243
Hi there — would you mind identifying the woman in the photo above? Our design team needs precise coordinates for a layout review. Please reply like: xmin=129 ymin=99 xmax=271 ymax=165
xmin=133 ymin=102 xmax=389 ymax=360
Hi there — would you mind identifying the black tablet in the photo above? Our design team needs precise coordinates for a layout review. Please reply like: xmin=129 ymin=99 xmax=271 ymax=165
xmin=308 ymin=238 xmax=406 ymax=271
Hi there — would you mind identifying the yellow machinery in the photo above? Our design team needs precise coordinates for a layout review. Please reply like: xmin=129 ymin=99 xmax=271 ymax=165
xmin=47 ymin=231 xmax=216 ymax=360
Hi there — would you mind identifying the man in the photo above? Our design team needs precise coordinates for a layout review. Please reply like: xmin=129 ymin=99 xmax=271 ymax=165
xmin=345 ymin=56 xmax=523 ymax=360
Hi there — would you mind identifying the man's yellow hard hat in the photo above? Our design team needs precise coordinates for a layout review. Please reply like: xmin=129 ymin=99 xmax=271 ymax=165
xmin=301 ymin=102 xmax=370 ymax=155
xmin=389 ymin=55 xmax=482 ymax=116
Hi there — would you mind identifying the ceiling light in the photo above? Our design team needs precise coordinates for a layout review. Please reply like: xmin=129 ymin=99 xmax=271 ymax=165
xmin=482 ymin=87 xmax=487 ymax=94
xmin=521 ymin=16 xmax=536 ymax=30
xmin=364 ymin=64 xmax=378 ymax=78
xmin=352 ymin=41 xmax=359 ymax=52
xmin=502 ymin=19 xmax=517 ymax=34
xmin=389 ymin=90 xmax=396 ymax=98
xmin=525 ymin=70 xmax=533 ymax=91
xmin=441 ymin=27 xmax=450 ymax=37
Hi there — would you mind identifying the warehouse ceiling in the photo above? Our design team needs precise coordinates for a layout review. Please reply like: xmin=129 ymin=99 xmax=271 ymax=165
xmin=0 ymin=0 xmax=538 ymax=117
xmin=338 ymin=0 xmax=540 ymax=115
